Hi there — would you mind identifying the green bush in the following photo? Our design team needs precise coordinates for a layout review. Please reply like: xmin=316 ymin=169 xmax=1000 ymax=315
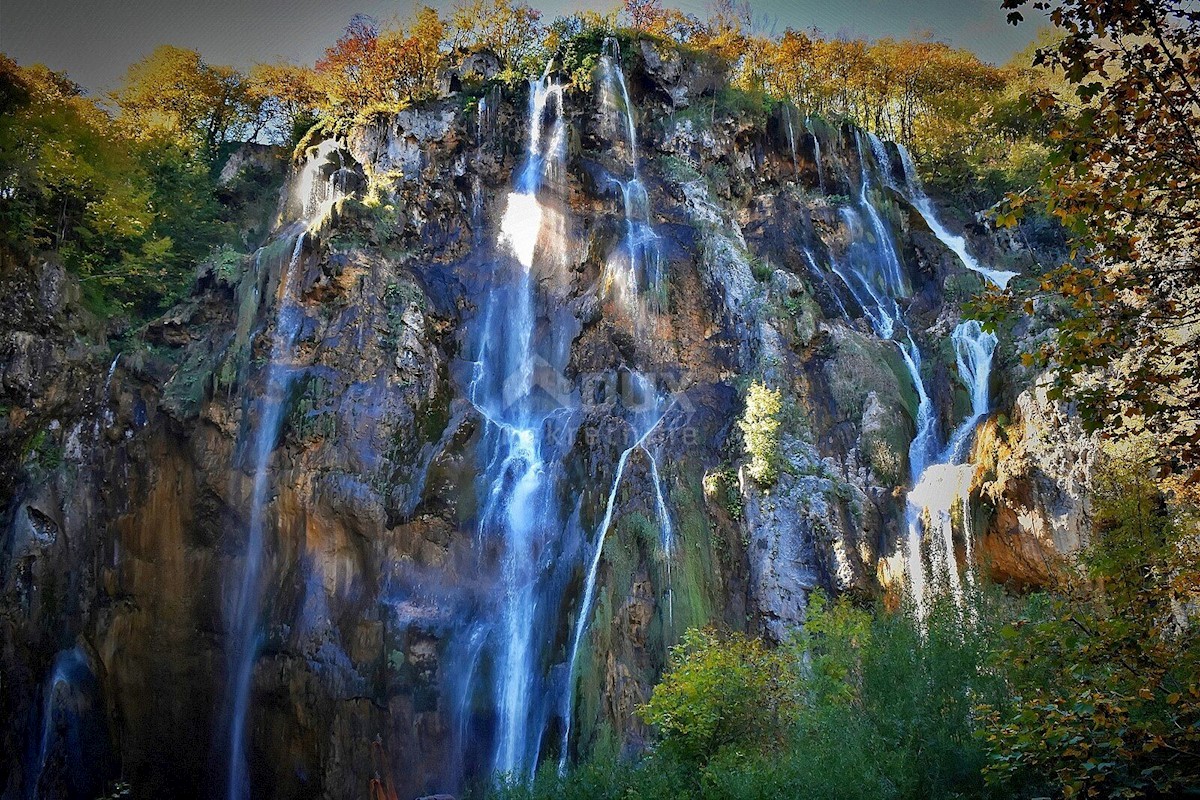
xmin=977 ymin=437 xmax=1200 ymax=798
xmin=640 ymin=628 xmax=799 ymax=767
xmin=508 ymin=590 xmax=1009 ymax=800
xmin=738 ymin=382 xmax=782 ymax=486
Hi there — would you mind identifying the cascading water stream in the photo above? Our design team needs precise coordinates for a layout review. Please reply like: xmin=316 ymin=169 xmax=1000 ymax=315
xmin=812 ymin=132 xmax=1001 ymax=618
xmin=224 ymin=231 xmax=307 ymax=800
xmin=892 ymin=141 xmax=1018 ymax=290
xmin=28 ymin=647 xmax=89 ymax=799
xmin=646 ymin=451 xmax=674 ymax=628
xmin=855 ymin=130 xmax=909 ymax=297
xmin=91 ymin=353 xmax=121 ymax=441
xmin=807 ymin=116 xmax=826 ymax=194
xmin=943 ymin=321 xmax=998 ymax=464
xmin=456 ymin=74 xmax=577 ymax=779
xmin=784 ymin=105 xmax=799 ymax=176
xmin=224 ymin=142 xmax=347 ymax=800
xmin=907 ymin=321 xmax=997 ymax=604
xmin=598 ymin=38 xmax=664 ymax=310
xmin=852 ymin=135 xmax=1006 ymax=614
xmin=559 ymin=371 xmax=674 ymax=774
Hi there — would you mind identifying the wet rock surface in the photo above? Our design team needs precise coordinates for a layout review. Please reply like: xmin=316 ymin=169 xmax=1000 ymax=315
xmin=1 ymin=43 xmax=1085 ymax=800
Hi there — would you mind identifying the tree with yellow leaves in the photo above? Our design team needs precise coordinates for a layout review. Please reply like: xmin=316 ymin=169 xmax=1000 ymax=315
xmin=112 ymin=45 xmax=261 ymax=157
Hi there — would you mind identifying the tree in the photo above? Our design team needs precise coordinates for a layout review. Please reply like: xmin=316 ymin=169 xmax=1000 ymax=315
xmin=691 ymin=0 xmax=752 ymax=64
xmin=315 ymin=15 xmax=387 ymax=117
xmin=448 ymin=0 xmax=542 ymax=70
xmin=990 ymin=0 xmax=1200 ymax=472
xmin=1 ymin=55 xmax=217 ymax=316
xmin=377 ymin=6 xmax=447 ymax=104
xmin=314 ymin=9 xmax=447 ymax=123
xmin=739 ymin=382 xmax=783 ymax=485
xmin=639 ymin=628 xmax=798 ymax=766
xmin=978 ymin=437 xmax=1200 ymax=797
xmin=112 ymin=45 xmax=260 ymax=158
xmin=623 ymin=0 xmax=668 ymax=32
xmin=248 ymin=62 xmax=321 ymax=144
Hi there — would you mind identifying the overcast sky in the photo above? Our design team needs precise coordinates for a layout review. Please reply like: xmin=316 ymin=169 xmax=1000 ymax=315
xmin=2 ymin=0 xmax=1046 ymax=95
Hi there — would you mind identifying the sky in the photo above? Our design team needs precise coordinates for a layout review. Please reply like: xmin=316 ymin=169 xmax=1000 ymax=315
xmin=1 ymin=0 xmax=1046 ymax=95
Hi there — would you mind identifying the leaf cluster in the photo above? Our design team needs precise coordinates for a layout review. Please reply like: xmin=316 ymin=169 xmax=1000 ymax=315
xmin=992 ymin=0 xmax=1200 ymax=471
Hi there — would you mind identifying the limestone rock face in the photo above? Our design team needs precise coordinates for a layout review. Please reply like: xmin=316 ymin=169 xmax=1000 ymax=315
xmin=975 ymin=381 xmax=1097 ymax=588
xmin=348 ymin=103 xmax=459 ymax=182
xmin=636 ymin=38 xmax=724 ymax=109
xmin=219 ymin=143 xmax=284 ymax=185
xmin=1 ymin=44 xmax=1091 ymax=800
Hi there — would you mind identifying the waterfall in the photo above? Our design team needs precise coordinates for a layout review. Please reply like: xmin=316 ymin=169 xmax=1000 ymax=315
xmin=806 ymin=116 xmax=826 ymax=193
xmin=598 ymin=38 xmax=665 ymax=312
xmin=855 ymin=130 xmax=909 ymax=297
xmin=810 ymin=132 xmax=1001 ymax=619
xmin=877 ymin=138 xmax=1005 ymax=616
xmin=905 ymin=321 xmax=997 ymax=609
xmin=813 ymin=132 xmax=1010 ymax=618
xmin=224 ymin=231 xmax=307 ymax=800
xmin=646 ymin=450 xmax=674 ymax=629
xmin=455 ymin=74 xmax=579 ymax=779
xmin=223 ymin=138 xmax=352 ymax=800
xmin=560 ymin=370 xmax=673 ymax=773
xmin=803 ymin=247 xmax=852 ymax=322
xmin=92 ymin=352 xmax=121 ymax=440
xmin=471 ymin=94 xmax=489 ymax=240
xmin=895 ymin=144 xmax=1018 ymax=289
xmin=943 ymin=321 xmax=998 ymax=464
xmin=296 ymin=139 xmax=346 ymax=221
xmin=785 ymin=106 xmax=799 ymax=176
xmin=28 ymin=647 xmax=90 ymax=799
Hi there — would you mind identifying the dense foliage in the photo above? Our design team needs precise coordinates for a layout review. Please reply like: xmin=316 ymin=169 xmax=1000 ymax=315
xmin=978 ymin=438 xmax=1200 ymax=797
xmin=490 ymin=592 xmax=1006 ymax=800
xmin=0 ymin=55 xmax=226 ymax=316
xmin=982 ymin=0 xmax=1200 ymax=472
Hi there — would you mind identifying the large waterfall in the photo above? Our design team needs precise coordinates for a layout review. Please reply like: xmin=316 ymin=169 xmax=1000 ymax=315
xmin=811 ymin=132 xmax=1006 ymax=619
xmin=455 ymin=74 xmax=576 ymax=779
xmin=223 ymin=142 xmax=347 ymax=800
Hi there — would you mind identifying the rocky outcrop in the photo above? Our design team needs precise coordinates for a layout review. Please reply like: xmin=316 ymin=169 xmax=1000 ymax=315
xmin=1 ymin=39 xmax=1093 ymax=800
xmin=219 ymin=143 xmax=285 ymax=186
xmin=974 ymin=381 xmax=1096 ymax=588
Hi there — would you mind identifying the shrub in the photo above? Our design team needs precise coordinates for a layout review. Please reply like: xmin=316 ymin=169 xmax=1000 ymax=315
xmin=738 ymin=382 xmax=782 ymax=485
xmin=639 ymin=628 xmax=798 ymax=767
xmin=976 ymin=437 xmax=1200 ymax=798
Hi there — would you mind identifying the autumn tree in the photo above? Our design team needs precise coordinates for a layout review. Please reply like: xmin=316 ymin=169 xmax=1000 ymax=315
xmin=315 ymin=9 xmax=448 ymax=123
xmin=314 ymin=15 xmax=387 ymax=117
xmin=991 ymin=0 xmax=1200 ymax=471
xmin=622 ymin=0 xmax=668 ymax=32
xmin=112 ymin=45 xmax=261 ymax=158
xmin=690 ymin=0 xmax=752 ymax=64
xmin=1 ymin=55 xmax=222 ymax=315
xmin=978 ymin=438 xmax=1200 ymax=796
xmin=248 ymin=62 xmax=321 ymax=144
xmin=448 ymin=0 xmax=542 ymax=70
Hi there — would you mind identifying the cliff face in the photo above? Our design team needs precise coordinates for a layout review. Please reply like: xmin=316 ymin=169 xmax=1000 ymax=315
xmin=1 ymin=40 xmax=1091 ymax=800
